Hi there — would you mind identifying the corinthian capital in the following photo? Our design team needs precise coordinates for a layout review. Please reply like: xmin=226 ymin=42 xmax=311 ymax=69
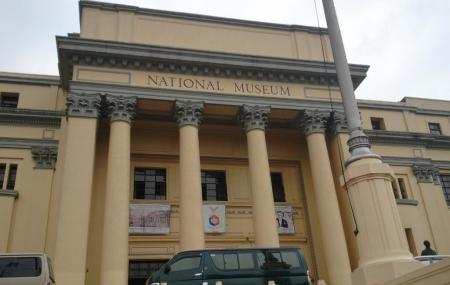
xmin=239 ymin=105 xmax=271 ymax=132
xmin=31 ymin=146 xmax=58 ymax=169
xmin=66 ymin=93 xmax=101 ymax=118
xmin=413 ymin=164 xmax=435 ymax=183
xmin=327 ymin=111 xmax=349 ymax=137
xmin=106 ymin=95 xmax=137 ymax=123
xmin=173 ymin=100 xmax=204 ymax=127
xmin=298 ymin=110 xmax=329 ymax=136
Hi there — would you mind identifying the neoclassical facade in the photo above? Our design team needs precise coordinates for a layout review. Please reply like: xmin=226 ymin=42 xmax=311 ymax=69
xmin=1 ymin=1 xmax=450 ymax=285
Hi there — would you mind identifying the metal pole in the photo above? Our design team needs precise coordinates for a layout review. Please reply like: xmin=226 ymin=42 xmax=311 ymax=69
xmin=322 ymin=0 xmax=379 ymax=164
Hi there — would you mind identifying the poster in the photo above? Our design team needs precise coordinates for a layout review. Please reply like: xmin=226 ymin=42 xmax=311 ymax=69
xmin=275 ymin=205 xmax=295 ymax=234
xmin=203 ymin=204 xmax=226 ymax=233
xmin=129 ymin=204 xmax=171 ymax=234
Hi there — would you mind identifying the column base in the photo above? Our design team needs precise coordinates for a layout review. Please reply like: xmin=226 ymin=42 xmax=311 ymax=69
xmin=352 ymin=259 xmax=423 ymax=285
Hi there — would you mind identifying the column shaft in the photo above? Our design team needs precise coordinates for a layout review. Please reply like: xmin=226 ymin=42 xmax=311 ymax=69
xmin=179 ymin=125 xmax=205 ymax=250
xmin=54 ymin=117 xmax=98 ymax=285
xmin=100 ymin=94 xmax=136 ymax=285
xmin=306 ymin=132 xmax=352 ymax=285
xmin=247 ymin=129 xmax=279 ymax=247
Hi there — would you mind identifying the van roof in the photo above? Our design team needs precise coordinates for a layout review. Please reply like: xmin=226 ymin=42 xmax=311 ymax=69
xmin=0 ymin=253 xmax=48 ymax=257
xmin=178 ymin=247 xmax=302 ymax=255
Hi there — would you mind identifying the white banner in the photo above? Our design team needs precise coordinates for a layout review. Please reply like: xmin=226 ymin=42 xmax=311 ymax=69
xmin=275 ymin=205 xmax=295 ymax=234
xmin=203 ymin=204 xmax=226 ymax=233
xmin=129 ymin=204 xmax=171 ymax=234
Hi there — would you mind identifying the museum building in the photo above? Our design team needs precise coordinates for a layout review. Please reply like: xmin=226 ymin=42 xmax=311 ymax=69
xmin=0 ymin=1 xmax=450 ymax=285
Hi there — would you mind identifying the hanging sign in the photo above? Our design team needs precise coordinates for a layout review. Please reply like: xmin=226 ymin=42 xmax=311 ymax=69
xmin=275 ymin=205 xmax=295 ymax=234
xmin=203 ymin=204 xmax=226 ymax=233
xmin=129 ymin=204 xmax=171 ymax=234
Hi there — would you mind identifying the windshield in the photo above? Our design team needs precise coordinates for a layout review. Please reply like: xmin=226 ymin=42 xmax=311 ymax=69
xmin=0 ymin=257 xmax=42 ymax=278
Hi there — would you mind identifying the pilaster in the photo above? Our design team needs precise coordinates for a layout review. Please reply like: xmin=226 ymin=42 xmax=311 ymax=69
xmin=413 ymin=164 xmax=450 ymax=254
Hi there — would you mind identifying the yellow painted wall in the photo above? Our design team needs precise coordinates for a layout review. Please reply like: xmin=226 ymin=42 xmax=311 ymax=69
xmin=80 ymin=6 xmax=334 ymax=62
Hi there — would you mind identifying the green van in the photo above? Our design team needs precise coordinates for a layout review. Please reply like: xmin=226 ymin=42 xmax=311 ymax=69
xmin=146 ymin=248 xmax=311 ymax=285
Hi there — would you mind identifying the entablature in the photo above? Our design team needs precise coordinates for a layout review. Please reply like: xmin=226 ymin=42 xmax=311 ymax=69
xmin=57 ymin=36 xmax=368 ymax=91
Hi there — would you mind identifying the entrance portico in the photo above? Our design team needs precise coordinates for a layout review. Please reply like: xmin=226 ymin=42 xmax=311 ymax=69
xmin=54 ymin=5 xmax=370 ymax=284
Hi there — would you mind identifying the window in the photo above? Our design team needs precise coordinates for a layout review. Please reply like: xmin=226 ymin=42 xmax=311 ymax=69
xmin=128 ymin=260 xmax=167 ymax=285
xmin=398 ymin=178 xmax=408 ymax=199
xmin=371 ymin=117 xmax=385 ymax=130
xmin=0 ymin=92 xmax=19 ymax=108
xmin=6 ymin=164 xmax=17 ymax=190
xmin=0 ymin=164 xmax=5 ymax=189
xmin=271 ymin=173 xmax=286 ymax=202
xmin=133 ymin=168 xmax=166 ymax=200
xmin=0 ymin=163 xmax=18 ymax=190
xmin=405 ymin=228 xmax=418 ymax=256
xmin=209 ymin=252 xmax=256 ymax=271
xmin=258 ymin=250 xmax=300 ymax=270
xmin=428 ymin=123 xmax=442 ymax=135
xmin=0 ymin=257 xmax=41 ymax=277
xmin=439 ymin=175 xmax=450 ymax=206
xmin=170 ymin=256 xmax=201 ymax=272
xmin=201 ymin=171 xmax=227 ymax=201
xmin=392 ymin=177 xmax=408 ymax=200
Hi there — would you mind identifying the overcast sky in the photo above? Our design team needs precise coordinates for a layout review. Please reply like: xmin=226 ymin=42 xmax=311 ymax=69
xmin=1 ymin=0 xmax=449 ymax=102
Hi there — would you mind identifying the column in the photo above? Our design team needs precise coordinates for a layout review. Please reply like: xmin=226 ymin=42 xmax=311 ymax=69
xmin=327 ymin=111 xmax=359 ymax=270
xmin=322 ymin=0 xmax=423 ymax=283
xmin=413 ymin=165 xmax=450 ymax=254
xmin=174 ymin=100 xmax=205 ymax=251
xmin=100 ymin=95 xmax=137 ymax=285
xmin=54 ymin=93 xmax=100 ymax=285
xmin=239 ymin=105 xmax=279 ymax=247
xmin=300 ymin=110 xmax=352 ymax=285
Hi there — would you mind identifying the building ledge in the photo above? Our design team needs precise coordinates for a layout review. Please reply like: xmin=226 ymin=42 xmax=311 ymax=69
xmin=396 ymin=199 xmax=419 ymax=206
xmin=0 ymin=190 xmax=19 ymax=199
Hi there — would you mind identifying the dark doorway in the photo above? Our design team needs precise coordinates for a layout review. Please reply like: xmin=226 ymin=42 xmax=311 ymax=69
xmin=128 ymin=260 xmax=167 ymax=285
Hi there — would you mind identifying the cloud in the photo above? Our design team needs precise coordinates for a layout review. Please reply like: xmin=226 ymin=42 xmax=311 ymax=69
xmin=0 ymin=0 xmax=449 ymax=101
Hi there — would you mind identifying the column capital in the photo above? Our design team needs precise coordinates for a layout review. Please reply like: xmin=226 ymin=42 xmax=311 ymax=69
xmin=66 ymin=93 xmax=101 ymax=118
xmin=31 ymin=146 xmax=58 ymax=169
xmin=239 ymin=105 xmax=271 ymax=132
xmin=298 ymin=110 xmax=329 ymax=136
xmin=413 ymin=164 xmax=438 ymax=184
xmin=174 ymin=100 xmax=204 ymax=128
xmin=327 ymin=111 xmax=349 ymax=137
xmin=106 ymin=95 xmax=137 ymax=123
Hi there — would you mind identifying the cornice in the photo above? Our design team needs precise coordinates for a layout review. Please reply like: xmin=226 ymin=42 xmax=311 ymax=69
xmin=367 ymin=130 xmax=450 ymax=149
xmin=80 ymin=1 xmax=328 ymax=34
xmin=381 ymin=156 xmax=450 ymax=171
xmin=0 ymin=73 xmax=60 ymax=86
xmin=0 ymin=108 xmax=62 ymax=128
xmin=358 ymin=101 xmax=450 ymax=117
xmin=0 ymin=137 xmax=58 ymax=149
xmin=57 ymin=36 xmax=368 ymax=90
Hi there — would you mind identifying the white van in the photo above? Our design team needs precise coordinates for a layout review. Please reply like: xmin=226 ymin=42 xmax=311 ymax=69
xmin=0 ymin=253 xmax=55 ymax=285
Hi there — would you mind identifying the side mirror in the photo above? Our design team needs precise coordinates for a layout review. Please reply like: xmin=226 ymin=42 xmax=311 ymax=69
xmin=164 ymin=265 xmax=171 ymax=274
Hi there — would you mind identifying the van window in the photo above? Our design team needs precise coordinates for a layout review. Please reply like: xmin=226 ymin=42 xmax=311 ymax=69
xmin=0 ymin=257 xmax=42 ymax=277
xmin=170 ymin=256 xmax=201 ymax=272
xmin=281 ymin=251 xmax=301 ymax=268
xmin=224 ymin=254 xmax=238 ymax=270
xmin=210 ymin=252 xmax=256 ymax=270
xmin=257 ymin=250 xmax=301 ymax=270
